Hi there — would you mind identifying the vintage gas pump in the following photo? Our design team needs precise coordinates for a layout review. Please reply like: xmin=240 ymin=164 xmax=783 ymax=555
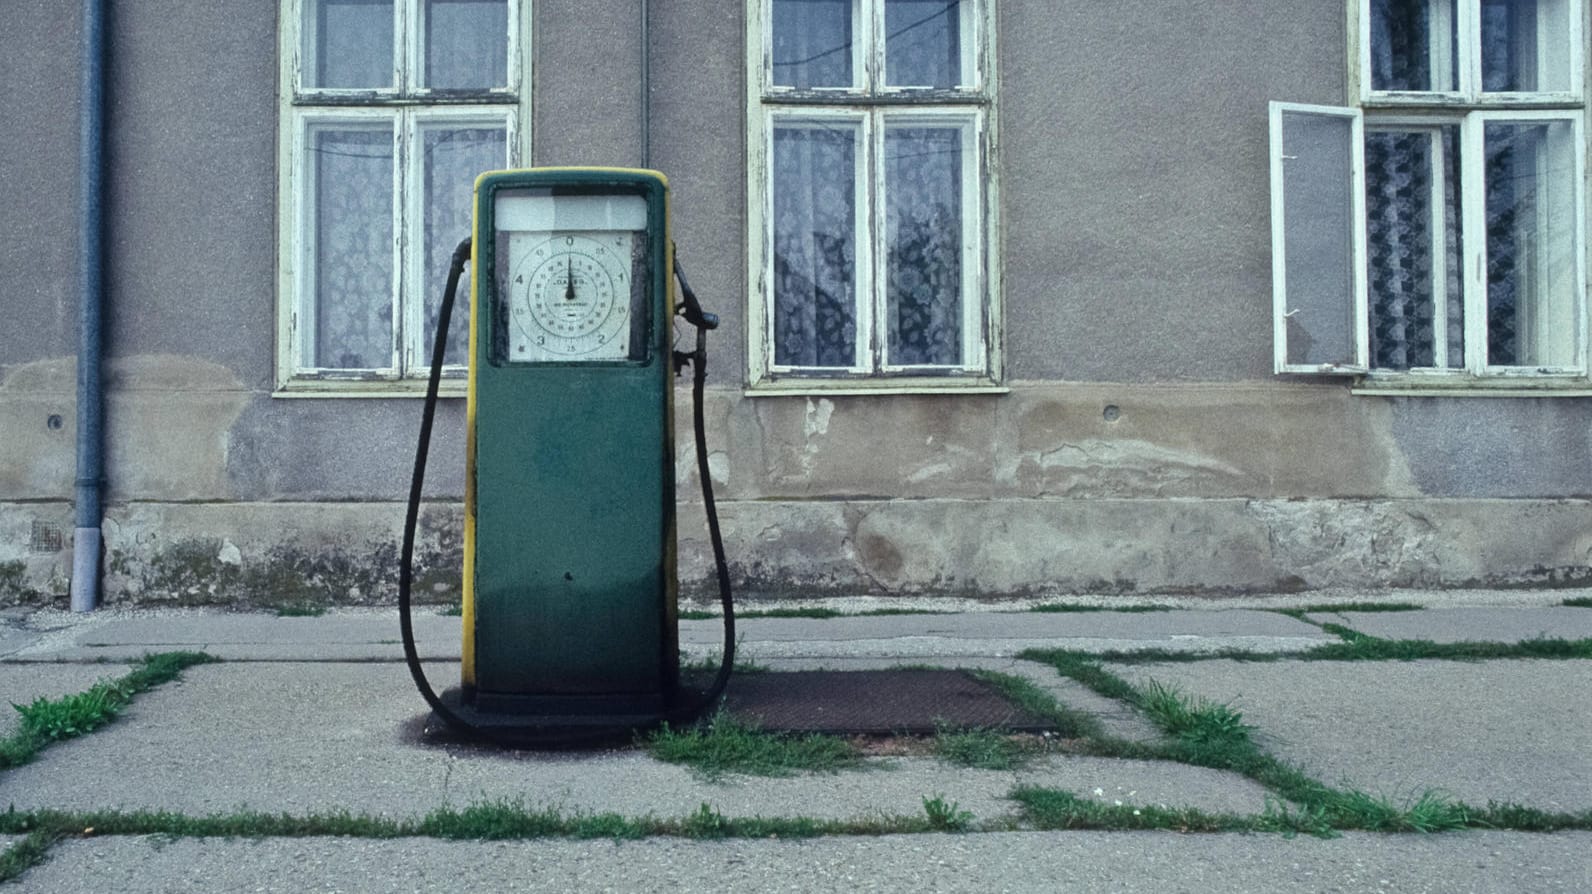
xmin=397 ymin=168 xmax=733 ymax=742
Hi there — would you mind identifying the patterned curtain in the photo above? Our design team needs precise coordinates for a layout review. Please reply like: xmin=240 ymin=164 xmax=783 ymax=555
xmin=422 ymin=126 xmax=506 ymax=367
xmin=885 ymin=0 xmax=961 ymax=87
xmin=312 ymin=0 xmax=394 ymax=89
xmin=1368 ymin=0 xmax=1434 ymax=91
xmin=772 ymin=0 xmax=852 ymax=88
xmin=1364 ymin=117 xmax=1470 ymax=371
xmin=886 ymin=127 xmax=962 ymax=365
xmin=423 ymin=0 xmax=508 ymax=89
xmin=772 ymin=125 xmax=858 ymax=367
xmin=313 ymin=128 xmax=394 ymax=370
xmin=1484 ymin=125 xmax=1522 ymax=365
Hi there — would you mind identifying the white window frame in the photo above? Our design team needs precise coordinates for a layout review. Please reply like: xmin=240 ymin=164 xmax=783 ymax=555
xmin=747 ymin=0 xmax=1003 ymax=394
xmin=1271 ymin=0 xmax=1590 ymax=393
xmin=276 ymin=0 xmax=531 ymax=396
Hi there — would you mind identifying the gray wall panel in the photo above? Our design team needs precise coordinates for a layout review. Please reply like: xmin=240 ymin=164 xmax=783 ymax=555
xmin=103 ymin=0 xmax=277 ymax=386
xmin=0 ymin=1 xmax=82 ymax=368
xmin=1001 ymin=0 xmax=1347 ymax=382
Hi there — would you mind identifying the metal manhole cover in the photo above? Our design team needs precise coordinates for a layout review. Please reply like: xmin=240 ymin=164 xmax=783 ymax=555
xmin=718 ymin=669 xmax=1055 ymax=735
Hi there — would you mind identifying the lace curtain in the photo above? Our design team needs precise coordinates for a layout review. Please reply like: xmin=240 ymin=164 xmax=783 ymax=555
xmin=314 ymin=128 xmax=394 ymax=370
xmin=886 ymin=127 xmax=963 ymax=365
xmin=422 ymin=127 xmax=507 ymax=366
xmin=772 ymin=125 xmax=858 ymax=367
xmin=772 ymin=0 xmax=852 ymax=87
xmin=1365 ymin=130 xmax=1463 ymax=369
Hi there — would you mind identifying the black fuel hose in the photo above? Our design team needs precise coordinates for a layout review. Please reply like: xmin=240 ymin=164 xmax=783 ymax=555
xmin=398 ymin=237 xmax=736 ymax=747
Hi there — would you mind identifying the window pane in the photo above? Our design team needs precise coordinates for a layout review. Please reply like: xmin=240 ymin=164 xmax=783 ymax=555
xmin=772 ymin=122 xmax=859 ymax=368
xmin=1369 ymin=0 xmax=1458 ymax=91
xmin=1481 ymin=0 xmax=1573 ymax=92
xmin=1484 ymin=119 xmax=1579 ymax=367
xmin=1277 ymin=110 xmax=1361 ymax=369
xmin=308 ymin=126 xmax=394 ymax=369
xmin=772 ymin=0 xmax=854 ymax=88
xmin=885 ymin=125 xmax=964 ymax=365
xmin=1366 ymin=127 xmax=1464 ymax=369
xmin=886 ymin=0 xmax=965 ymax=88
xmin=422 ymin=124 xmax=507 ymax=367
xmin=304 ymin=0 xmax=394 ymax=89
xmin=424 ymin=0 xmax=509 ymax=89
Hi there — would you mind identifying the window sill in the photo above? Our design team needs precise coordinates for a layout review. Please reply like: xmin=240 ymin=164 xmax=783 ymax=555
xmin=744 ymin=375 xmax=1007 ymax=397
xmin=1351 ymin=376 xmax=1592 ymax=398
xmin=273 ymin=378 xmax=467 ymax=399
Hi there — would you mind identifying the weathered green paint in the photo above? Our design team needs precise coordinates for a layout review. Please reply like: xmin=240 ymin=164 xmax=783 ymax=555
xmin=468 ymin=169 xmax=677 ymax=713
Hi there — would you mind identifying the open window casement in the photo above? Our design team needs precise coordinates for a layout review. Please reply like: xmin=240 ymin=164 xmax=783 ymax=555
xmin=1269 ymin=102 xmax=1370 ymax=375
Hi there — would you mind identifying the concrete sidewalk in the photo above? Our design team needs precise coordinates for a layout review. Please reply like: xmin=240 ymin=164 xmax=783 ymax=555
xmin=2 ymin=592 xmax=1590 ymax=892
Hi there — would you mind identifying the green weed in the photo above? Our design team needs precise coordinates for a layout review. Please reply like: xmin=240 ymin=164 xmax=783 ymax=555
xmin=0 ymin=652 xmax=218 ymax=771
xmin=932 ymin=724 xmax=1033 ymax=771
xmin=681 ymin=607 xmax=948 ymax=621
xmin=1135 ymin=681 xmax=1255 ymax=763
xmin=1472 ymin=801 xmax=1592 ymax=832
xmin=1031 ymin=603 xmax=1176 ymax=614
xmin=1022 ymin=635 xmax=1592 ymax=667
xmin=1019 ymin=650 xmax=1492 ymax=834
xmin=963 ymin=669 xmax=1105 ymax=740
xmin=682 ymin=803 xmax=732 ymax=838
xmin=1561 ymin=596 xmax=1592 ymax=608
xmin=921 ymin=794 xmax=974 ymax=832
xmin=0 ymin=831 xmax=56 ymax=884
xmin=1011 ymin=787 xmax=1252 ymax=833
xmin=1275 ymin=602 xmax=1425 ymax=620
xmin=419 ymin=801 xmax=573 ymax=839
xmin=644 ymin=712 xmax=862 ymax=780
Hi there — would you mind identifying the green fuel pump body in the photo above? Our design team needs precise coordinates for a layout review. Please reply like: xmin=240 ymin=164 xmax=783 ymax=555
xmin=463 ymin=168 xmax=677 ymax=717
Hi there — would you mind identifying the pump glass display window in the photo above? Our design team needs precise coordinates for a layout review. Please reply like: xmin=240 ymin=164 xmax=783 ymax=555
xmin=1270 ymin=0 xmax=1587 ymax=388
xmin=748 ymin=0 xmax=998 ymax=389
xmin=277 ymin=0 xmax=526 ymax=391
xmin=489 ymin=190 xmax=651 ymax=364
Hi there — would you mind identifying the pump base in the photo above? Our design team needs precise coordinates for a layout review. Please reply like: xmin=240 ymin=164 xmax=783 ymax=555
xmin=420 ymin=687 xmax=668 ymax=748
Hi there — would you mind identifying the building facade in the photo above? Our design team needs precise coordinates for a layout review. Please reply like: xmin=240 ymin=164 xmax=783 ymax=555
xmin=3 ymin=0 xmax=1591 ymax=607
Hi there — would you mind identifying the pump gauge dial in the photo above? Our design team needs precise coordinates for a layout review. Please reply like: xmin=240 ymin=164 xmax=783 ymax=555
xmin=505 ymin=231 xmax=635 ymax=361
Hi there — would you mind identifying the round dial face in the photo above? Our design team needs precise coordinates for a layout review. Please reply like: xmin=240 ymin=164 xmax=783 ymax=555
xmin=506 ymin=231 xmax=635 ymax=361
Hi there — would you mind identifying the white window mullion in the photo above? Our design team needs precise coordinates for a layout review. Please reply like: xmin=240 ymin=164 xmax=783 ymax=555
xmin=392 ymin=0 xmax=409 ymax=94
xmin=863 ymin=0 xmax=882 ymax=92
xmin=1458 ymin=114 xmax=1488 ymax=373
xmin=1456 ymin=0 xmax=1479 ymax=100
xmin=390 ymin=115 xmax=409 ymax=376
xmin=1427 ymin=128 xmax=1451 ymax=369
xmin=400 ymin=109 xmax=423 ymax=376
xmin=291 ymin=111 xmax=317 ymax=372
xmin=1429 ymin=0 xmax=1454 ymax=96
xmin=962 ymin=114 xmax=985 ymax=370
xmin=859 ymin=110 xmax=881 ymax=372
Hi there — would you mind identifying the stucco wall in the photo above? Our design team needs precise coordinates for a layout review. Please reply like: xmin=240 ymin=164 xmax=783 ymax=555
xmin=2 ymin=1 xmax=1590 ymax=606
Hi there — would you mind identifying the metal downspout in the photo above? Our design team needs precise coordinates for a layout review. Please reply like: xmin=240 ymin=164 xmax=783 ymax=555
xmin=640 ymin=0 xmax=649 ymax=167
xmin=71 ymin=0 xmax=108 ymax=613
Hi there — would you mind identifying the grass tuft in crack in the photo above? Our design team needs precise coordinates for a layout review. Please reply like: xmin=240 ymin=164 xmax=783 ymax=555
xmin=1030 ymin=603 xmax=1177 ymax=614
xmin=932 ymin=724 xmax=1033 ymax=771
xmin=1019 ymin=649 xmax=1488 ymax=833
xmin=0 ymin=831 xmax=56 ymax=884
xmin=921 ymin=794 xmax=975 ymax=832
xmin=964 ymin=669 xmax=1104 ymax=740
xmin=1 ymin=651 xmax=218 ymax=772
xmin=1135 ymin=681 xmax=1255 ymax=764
xmin=644 ymin=712 xmax=862 ymax=779
xmin=1273 ymin=602 xmax=1425 ymax=620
